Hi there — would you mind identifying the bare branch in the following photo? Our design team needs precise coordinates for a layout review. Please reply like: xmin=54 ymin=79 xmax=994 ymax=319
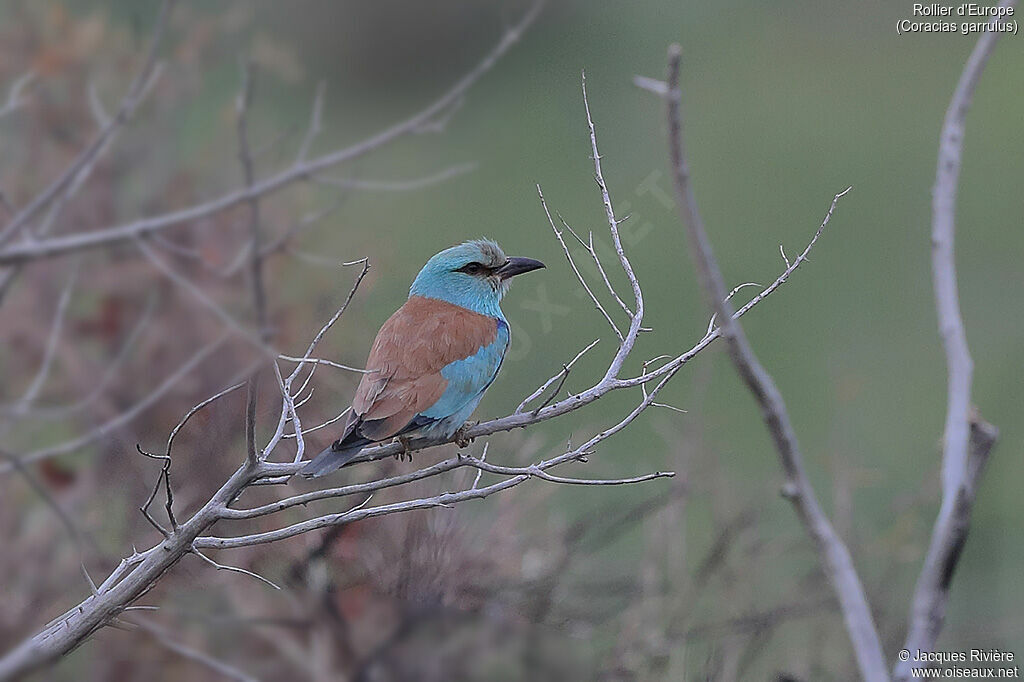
xmin=272 ymin=361 xmax=305 ymax=464
xmin=197 ymin=477 xmax=524 ymax=550
xmin=705 ymin=281 xmax=760 ymax=336
xmin=581 ymin=73 xmax=644 ymax=347
xmin=0 ymin=449 xmax=88 ymax=554
xmin=276 ymin=355 xmax=367 ymax=374
xmin=537 ymin=185 xmax=623 ymax=340
xmin=283 ymin=405 xmax=350 ymax=439
xmin=896 ymin=413 xmax=997 ymax=681
xmin=462 ymin=456 xmax=674 ymax=486
xmin=0 ymin=71 xmax=35 ymax=120
xmin=931 ymin=0 xmax=1012 ymax=533
xmin=236 ymin=59 xmax=267 ymax=468
xmin=663 ymin=45 xmax=887 ymax=682
xmin=295 ymin=81 xmax=326 ymax=164
xmin=236 ymin=58 xmax=269 ymax=341
xmin=244 ymin=379 xmax=259 ymax=467
xmin=136 ymin=445 xmax=174 ymax=537
xmin=471 ymin=442 xmax=489 ymax=490
xmin=167 ymin=382 xmax=247 ymax=458
xmin=0 ymin=0 xmax=545 ymax=266
xmin=895 ymin=6 xmax=1013 ymax=676
xmin=10 ymin=262 xmax=80 ymax=412
xmin=282 ymin=256 xmax=371 ymax=381
xmin=560 ymin=217 xmax=633 ymax=317
xmin=312 ymin=162 xmax=477 ymax=192
xmin=0 ymin=0 xmax=175 ymax=246
xmin=516 ymin=339 xmax=600 ymax=414
xmin=191 ymin=548 xmax=280 ymax=591
xmin=128 ymin=618 xmax=258 ymax=682
xmin=580 ymin=73 xmax=645 ymax=384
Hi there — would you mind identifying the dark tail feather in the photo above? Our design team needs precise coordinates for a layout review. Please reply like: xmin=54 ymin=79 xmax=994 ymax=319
xmin=300 ymin=441 xmax=367 ymax=478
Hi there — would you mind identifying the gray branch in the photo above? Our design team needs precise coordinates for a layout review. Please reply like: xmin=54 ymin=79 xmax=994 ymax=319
xmin=894 ymin=4 xmax=1013 ymax=677
xmin=661 ymin=45 xmax=888 ymax=682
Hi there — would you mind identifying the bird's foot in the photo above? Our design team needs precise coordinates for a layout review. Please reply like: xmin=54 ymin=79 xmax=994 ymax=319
xmin=453 ymin=422 xmax=478 ymax=450
xmin=394 ymin=436 xmax=414 ymax=462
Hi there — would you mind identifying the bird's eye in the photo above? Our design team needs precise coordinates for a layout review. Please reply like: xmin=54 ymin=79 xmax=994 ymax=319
xmin=459 ymin=262 xmax=484 ymax=275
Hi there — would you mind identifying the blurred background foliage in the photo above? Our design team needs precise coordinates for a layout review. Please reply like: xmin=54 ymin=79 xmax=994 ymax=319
xmin=0 ymin=1 xmax=1020 ymax=680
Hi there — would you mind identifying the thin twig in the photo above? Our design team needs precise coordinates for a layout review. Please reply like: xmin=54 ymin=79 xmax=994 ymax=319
xmin=312 ymin=162 xmax=477 ymax=192
xmin=276 ymin=356 xmax=367 ymax=373
xmin=516 ymin=339 xmax=600 ymax=413
xmin=282 ymin=256 xmax=371 ymax=382
xmin=11 ymin=261 xmax=80 ymax=411
xmin=0 ymin=449 xmax=89 ymax=555
xmin=166 ymin=381 xmax=247 ymax=458
xmin=295 ymin=81 xmax=326 ymax=163
xmin=538 ymin=184 xmax=623 ymax=341
xmin=129 ymin=618 xmax=259 ymax=682
xmin=560 ymin=217 xmax=632 ymax=317
xmin=236 ymin=59 xmax=269 ymax=468
xmin=236 ymin=58 xmax=269 ymax=341
xmin=192 ymin=547 xmax=281 ymax=591
xmin=580 ymin=72 xmax=645 ymax=380
xmin=471 ymin=442 xmax=489 ymax=490
xmin=464 ymin=457 xmax=675 ymax=486
xmin=283 ymin=406 xmax=350 ymax=439
xmin=225 ymin=457 xmax=470 ymax=520
xmin=220 ymin=200 xmax=344 ymax=278
xmin=136 ymin=444 xmax=173 ymax=536
xmin=0 ymin=71 xmax=35 ymax=120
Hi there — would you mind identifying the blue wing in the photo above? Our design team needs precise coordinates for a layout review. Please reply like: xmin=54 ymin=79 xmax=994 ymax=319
xmin=418 ymin=319 xmax=509 ymax=435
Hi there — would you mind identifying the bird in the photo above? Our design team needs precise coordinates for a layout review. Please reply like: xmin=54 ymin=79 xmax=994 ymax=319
xmin=300 ymin=239 xmax=545 ymax=478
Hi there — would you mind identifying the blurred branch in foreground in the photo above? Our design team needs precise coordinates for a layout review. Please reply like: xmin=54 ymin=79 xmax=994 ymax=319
xmin=894 ymin=2 xmax=1013 ymax=677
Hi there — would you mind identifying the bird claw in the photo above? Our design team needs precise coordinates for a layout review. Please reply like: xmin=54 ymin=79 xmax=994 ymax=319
xmin=453 ymin=422 xmax=477 ymax=449
xmin=394 ymin=436 xmax=414 ymax=462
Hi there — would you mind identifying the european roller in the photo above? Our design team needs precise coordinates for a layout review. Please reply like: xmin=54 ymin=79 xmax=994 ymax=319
xmin=301 ymin=239 xmax=544 ymax=477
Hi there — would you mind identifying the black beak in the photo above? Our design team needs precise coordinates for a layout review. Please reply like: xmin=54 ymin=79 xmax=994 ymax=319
xmin=495 ymin=256 xmax=545 ymax=280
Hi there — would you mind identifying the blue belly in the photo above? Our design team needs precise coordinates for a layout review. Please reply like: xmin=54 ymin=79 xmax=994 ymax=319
xmin=417 ymin=319 xmax=509 ymax=437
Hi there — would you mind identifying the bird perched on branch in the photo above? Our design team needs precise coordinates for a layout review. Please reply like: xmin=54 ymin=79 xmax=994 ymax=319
xmin=301 ymin=239 xmax=544 ymax=477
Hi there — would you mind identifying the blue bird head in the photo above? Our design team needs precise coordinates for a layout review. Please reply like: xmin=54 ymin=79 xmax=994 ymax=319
xmin=409 ymin=239 xmax=545 ymax=318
